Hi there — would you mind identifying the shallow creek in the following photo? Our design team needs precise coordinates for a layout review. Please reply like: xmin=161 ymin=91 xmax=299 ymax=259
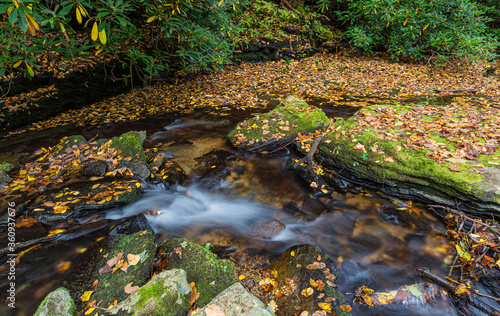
xmin=0 ymin=99 xmax=459 ymax=316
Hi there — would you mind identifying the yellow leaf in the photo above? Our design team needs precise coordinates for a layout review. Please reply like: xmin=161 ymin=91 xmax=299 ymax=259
xmin=26 ymin=13 xmax=40 ymax=35
xmin=135 ymin=182 xmax=141 ymax=188
xmin=339 ymin=304 xmax=352 ymax=312
xmin=78 ymin=4 xmax=88 ymax=17
xmin=147 ymin=16 xmax=156 ymax=23
xmin=374 ymin=7 xmax=377 ymax=14
xmin=26 ymin=63 xmax=34 ymax=77
xmin=403 ymin=17 xmax=408 ymax=26
xmin=423 ymin=23 xmax=429 ymax=31
xmin=76 ymin=7 xmax=82 ymax=24
xmin=218 ymin=0 xmax=224 ymax=6
xmin=84 ymin=308 xmax=95 ymax=315
xmin=99 ymin=29 xmax=107 ymax=45
xmin=80 ymin=290 xmax=94 ymax=302
xmin=13 ymin=60 xmax=22 ymax=68
xmin=91 ymin=21 xmax=98 ymax=41
xmin=318 ymin=302 xmax=331 ymax=310
xmin=95 ymin=46 xmax=104 ymax=56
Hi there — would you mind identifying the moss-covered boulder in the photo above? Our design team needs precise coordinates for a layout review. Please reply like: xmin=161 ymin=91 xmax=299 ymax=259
xmin=270 ymin=244 xmax=351 ymax=316
xmin=34 ymin=287 xmax=76 ymax=316
xmin=318 ymin=103 xmax=500 ymax=213
xmin=157 ymin=238 xmax=237 ymax=307
xmin=107 ymin=269 xmax=192 ymax=316
xmin=110 ymin=131 xmax=147 ymax=162
xmin=228 ymin=96 xmax=331 ymax=153
xmin=53 ymin=135 xmax=86 ymax=157
xmin=0 ymin=161 xmax=13 ymax=183
xmin=82 ymin=230 xmax=156 ymax=314
xmin=196 ymin=282 xmax=273 ymax=316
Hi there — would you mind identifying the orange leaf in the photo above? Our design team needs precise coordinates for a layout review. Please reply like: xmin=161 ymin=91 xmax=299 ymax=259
xmin=124 ymin=282 xmax=139 ymax=294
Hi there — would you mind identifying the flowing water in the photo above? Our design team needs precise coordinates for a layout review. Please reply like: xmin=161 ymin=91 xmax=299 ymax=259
xmin=0 ymin=97 xmax=459 ymax=315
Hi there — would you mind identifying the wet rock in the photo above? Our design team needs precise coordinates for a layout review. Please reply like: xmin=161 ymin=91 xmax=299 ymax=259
xmin=110 ymin=130 xmax=147 ymax=162
xmin=107 ymin=269 xmax=191 ymax=316
xmin=0 ymin=161 xmax=13 ymax=184
xmin=27 ymin=179 xmax=143 ymax=223
xmin=148 ymin=152 xmax=186 ymax=185
xmin=81 ymin=160 xmax=108 ymax=177
xmin=53 ymin=135 xmax=86 ymax=157
xmin=109 ymin=214 xmax=154 ymax=236
xmin=157 ymin=238 xmax=237 ymax=307
xmin=270 ymin=244 xmax=351 ymax=316
xmin=196 ymin=282 xmax=273 ymax=316
xmin=33 ymin=287 xmax=76 ymax=316
xmin=318 ymin=103 xmax=500 ymax=214
xmin=82 ymin=230 xmax=156 ymax=310
xmin=118 ymin=160 xmax=151 ymax=180
xmin=228 ymin=96 xmax=331 ymax=153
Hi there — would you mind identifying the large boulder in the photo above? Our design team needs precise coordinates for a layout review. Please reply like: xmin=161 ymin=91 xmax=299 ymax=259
xmin=110 ymin=130 xmax=147 ymax=162
xmin=228 ymin=96 xmax=331 ymax=153
xmin=107 ymin=269 xmax=192 ymax=316
xmin=270 ymin=244 xmax=351 ymax=316
xmin=157 ymin=238 xmax=237 ymax=307
xmin=34 ymin=287 xmax=76 ymax=316
xmin=196 ymin=282 xmax=273 ymax=316
xmin=81 ymin=230 xmax=157 ymax=314
xmin=318 ymin=103 xmax=500 ymax=213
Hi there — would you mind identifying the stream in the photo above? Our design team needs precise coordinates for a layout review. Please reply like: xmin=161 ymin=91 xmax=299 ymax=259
xmin=0 ymin=97 xmax=459 ymax=315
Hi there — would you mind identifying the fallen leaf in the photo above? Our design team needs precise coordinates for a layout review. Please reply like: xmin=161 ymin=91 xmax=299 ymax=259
xmin=301 ymin=287 xmax=314 ymax=297
xmin=189 ymin=282 xmax=200 ymax=306
xmin=384 ymin=156 xmax=394 ymax=163
xmin=449 ymin=164 xmax=461 ymax=172
xmin=80 ymin=291 xmax=94 ymax=302
xmin=318 ymin=302 xmax=331 ymax=310
xmin=339 ymin=304 xmax=352 ymax=312
xmin=127 ymin=253 xmax=140 ymax=266
xmin=124 ymin=282 xmax=140 ymax=294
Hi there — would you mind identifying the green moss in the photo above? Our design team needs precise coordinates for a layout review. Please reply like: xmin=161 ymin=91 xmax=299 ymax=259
xmin=157 ymin=238 xmax=237 ymax=307
xmin=87 ymin=231 xmax=156 ymax=309
xmin=0 ymin=162 xmax=13 ymax=182
xmin=110 ymin=131 xmax=147 ymax=162
xmin=228 ymin=96 xmax=331 ymax=151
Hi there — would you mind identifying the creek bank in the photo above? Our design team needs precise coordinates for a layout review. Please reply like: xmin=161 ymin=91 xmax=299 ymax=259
xmin=229 ymin=96 xmax=500 ymax=214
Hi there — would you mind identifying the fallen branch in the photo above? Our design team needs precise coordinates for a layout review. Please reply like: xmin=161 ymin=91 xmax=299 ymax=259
xmin=428 ymin=87 xmax=479 ymax=94
xmin=418 ymin=267 xmax=500 ymax=316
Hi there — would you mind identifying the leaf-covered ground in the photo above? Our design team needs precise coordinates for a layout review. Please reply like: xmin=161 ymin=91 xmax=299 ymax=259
xmin=4 ymin=53 xmax=500 ymax=137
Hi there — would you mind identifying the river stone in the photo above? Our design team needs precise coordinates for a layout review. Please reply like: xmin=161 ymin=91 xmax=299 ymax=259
xmin=80 ymin=160 xmax=108 ymax=177
xmin=147 ymin=152 xmax=186 ymax=185
xmin=318 ymin=103 xmax=500 ymax=214
xmin=196 ymin=282 xmax=273 ymax=316
xmin=270 ymin=244 xmax=351 ymax=316
xmin=157 ymin=238 xmax=237 ymax=307
xmin=53 ymin=135 xmax=87 ymax=157
xmin=228 ymin=96 xmax=331 ymax=153
xmin=110 ymin=131 xmax=147 ymax=162
xmin=0 ymin=161 xmax=13 ymax=183
xmin=107 ymin=269 xmax=191 ymax=316
xmin=118 ymin=160 xmax=151 ymax=180
xmin=83 ymin=230 xmax=156 ymax=312
xmin=34 ymin=287 xmax=76 ymax=316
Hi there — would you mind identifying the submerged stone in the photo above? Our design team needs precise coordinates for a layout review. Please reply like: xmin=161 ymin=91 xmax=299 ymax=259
xmin=34 ymin=287 xmax=76 ymax=316
xmin=108 ymin=269 xmax=191 ymax=316
xmin=196 ymin=282 xmax=273 ymax=316
xmin=157 ymin=238 xmax=237 ymax=307
xmin=228 ymin=96 xmax=331 ymax=153
xmin=270 ymin=244 xmax=351 ymax=316
xmin=318 ymin=103 xmax=500 ymax=213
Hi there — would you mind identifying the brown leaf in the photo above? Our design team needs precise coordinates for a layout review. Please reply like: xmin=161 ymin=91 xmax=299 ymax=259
xmin=124 ymin=282 xmax=140 ymax=294
xmin=175 ymin=247 xmax=182 ymax=260
xmin=127 ymin=254 xmax=140 ymax=266
xmin=306 ymin=262 xmax=326 ymax=269
xmin=339 ymin=304 xmax=352 ymax=312
xmin=384 ymin=156 xmax=394 ymax=163
xmin=448 ymin=164 xmax=461 ymax=172
xmin=189 ymin=282 xmax=200 ymax=306
xmin=353 ymin=142 xmax=365 ymax=150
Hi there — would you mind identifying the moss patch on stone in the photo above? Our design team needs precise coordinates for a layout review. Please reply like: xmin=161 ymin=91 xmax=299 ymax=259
xmin=157 ymin=238 xmax=237 ymax=307
xmin=53 ymin=135 xmax=87 ymax=157
xmin=228 ymin=96 xmax=331 ymax=152
xmin=85 ymin=231 xmax=156 ymax=312
xmin=34 ymin=287 xmax=76 ymax=316
xmin=108 ymin=269 xmax=191 ymax=316
xmin=0 ymin=161 xmax=13 ymax=182
xmin=319 ymin=103 xmax=500 ymax=212
xmin=110 ymin=131 xmax=147 ymax=162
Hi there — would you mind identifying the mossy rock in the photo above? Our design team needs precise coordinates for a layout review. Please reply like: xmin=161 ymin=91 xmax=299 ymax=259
xmin=157 ymin=238 xmax=237 ymax=307
xmin=107 ymin=269 xmax=191 ymax=316
xmin=318 ymin=103 xmax=500 ymax=213
xmin=110 ymin=131 xmax=147 ymax=162
xmin=53 ymin=135 xmax=86 ymax=157
xmin=228 ymin=96 xmax=331 ymax=153
xmin=34 ymin=287 xmax=76 ymax=316
xmin=84 ymin=231 xmax=156 ymax=313
xmin=270 ymin=244 xmax=351 ymax=316
xmin=0 ymin=161 xmax=13 ymax=183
